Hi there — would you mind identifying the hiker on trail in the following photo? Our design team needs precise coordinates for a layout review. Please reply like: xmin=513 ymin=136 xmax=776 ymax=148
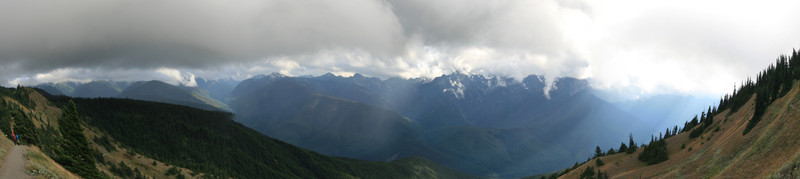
xmin=11 ymin=130 xmax=16 ymax=145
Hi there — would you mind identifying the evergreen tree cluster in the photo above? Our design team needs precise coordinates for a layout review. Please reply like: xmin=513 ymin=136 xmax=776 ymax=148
xmin=109 ymin=161 xmax=145 ymax=179
xmin=682 ymin=106 xmax=717 ymax=139
xmin=544 ymin=162 xmax=584 ymax=178
xmin=625 ymin=134 xmax=637 ymax=154
xmin=553 ymin=50 xmax=800 ymax=178
xmin=579 ymin=166 xmax=609 ymax=179
xmin=746 ymin=53 xmax=798 ymax=134
xmin=595 ymin=158 xmax=605 ymax=166
xmin=0 ymin=88 xmax=104 ymax=178
xmin=675 ymin=50 xmax=800 ymax=136
xmin=50 ymin=101 xmax=104 ymax=178
xmin=637 ymin=136 xmax=669 ymax=165
xmin=711 ymin=50 xmax=800 ymax=135
xmin=93 ymin=135 xmax=116 ymax=152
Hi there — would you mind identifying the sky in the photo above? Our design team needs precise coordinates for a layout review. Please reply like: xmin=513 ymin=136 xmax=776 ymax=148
xmin=1 ymin=0 xmax=799 ymax=98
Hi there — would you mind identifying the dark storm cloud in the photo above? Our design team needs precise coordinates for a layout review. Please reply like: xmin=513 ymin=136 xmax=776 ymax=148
xmin=2 ymin=0 xmax=799 ymax=96
xmin=0 ymin=0 xmax=405 ymax=71
xmin=1 ymin=0 xmax=590 ymax=87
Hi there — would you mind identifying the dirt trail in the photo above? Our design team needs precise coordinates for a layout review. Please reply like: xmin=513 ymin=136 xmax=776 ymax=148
xmin=0 ymin=145 xmax=30 ymax=179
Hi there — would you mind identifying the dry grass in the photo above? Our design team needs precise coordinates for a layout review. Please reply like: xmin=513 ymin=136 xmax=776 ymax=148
xmin=561 ymin=81 xmax=800 ymax=178
xmin=2 ymin=88 xmax=63 ymax=130
xmin=0 ymin=131 xmax=15 ymax=169
xmin=24 ymin=146 xmax=80 ymax=179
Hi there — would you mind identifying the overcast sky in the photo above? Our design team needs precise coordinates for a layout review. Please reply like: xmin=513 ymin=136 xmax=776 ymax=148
xmin=1 ymin=0 xmax=799 ymax=98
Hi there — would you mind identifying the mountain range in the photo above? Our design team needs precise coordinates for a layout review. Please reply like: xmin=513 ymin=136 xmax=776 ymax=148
xmin=36 ymin=80 xmax=231 ymax=112
xmin=31 ymin=72 xmax=707 ymax=177
xmin=227 ymin=72 xmax=655 ymax=177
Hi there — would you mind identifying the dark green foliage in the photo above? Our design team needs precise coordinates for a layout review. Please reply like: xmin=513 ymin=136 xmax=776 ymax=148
xmin=718 ymin=78 xmax=755 ymax=115
xmin=61 ymin=98 xmax=474 ymax=179
xmin=165 ymin=166 xmax=181 ymax=176
xmin=152 ymin=161 xmax=157 ymax=166
xmin=703 ymin=51 xmax=800 ymax=135
xmin=579 ymin=166 xmax=595 ymax=179
xmin=746 ymin=86 xmax=772 ymax=134
xmin=50 ymin=100 xmax=104 ymax=178
xmin=110 ymin=161 xmax=135 ymax=178
xmin=0 ymin=89 xmax=41 ymax=145
xmin=606 ymin=148 xmax=615 ymax=155
xmin=0 ymin=99 xmax=12 ymax=135
xmin=595 ymin=158 xmax=604 ymax=166
xmin=625 ymin=134 xmax=637 ymax=154
xmin=93 ymin=135 xmax=116 ymax=152
xmin=672 ymin=126 xmax=678 ymax=136
xmin=682 ymin=115 xmax=699 ymax=133
xmin=689 ymin=127 xmax=703 ymax=139
xmin=704 ymin=107 xmax=713 ymax=126
xmin=596 ymin=169 xmax=609 ymax=179
xmin=93 ymin=149 xmax=105 ymax=164
xmin=11 ymin=108 xmax=38 ymax=145
xmin=12 ymin=87 xmax=35 ymax=109
xmin=594 ymin=146 xmax=604 ymax=158
xmin=134 ymin=168 xmax=145 ymax=179
xmin=618 ymin=142 xmax=627 ymax=154
xmin=638 ymin=137 xmax=669 ymax=165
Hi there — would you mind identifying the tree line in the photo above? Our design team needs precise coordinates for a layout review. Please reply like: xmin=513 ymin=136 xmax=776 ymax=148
xmin=544 ymin=49 xmax=800 ymax=178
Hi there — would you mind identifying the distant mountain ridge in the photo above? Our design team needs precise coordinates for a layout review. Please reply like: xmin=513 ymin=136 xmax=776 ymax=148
xmin=35 ymin=80 xmax=232 ymax=112
xmin=229 ymin=72 xmax=653 ymax=177
xmin=119 ymin=80 xmax=231 ymax=111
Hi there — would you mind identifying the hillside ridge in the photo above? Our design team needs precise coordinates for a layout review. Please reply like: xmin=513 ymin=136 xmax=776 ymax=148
xmin=551 ymin=50 xmax=800 ymax=179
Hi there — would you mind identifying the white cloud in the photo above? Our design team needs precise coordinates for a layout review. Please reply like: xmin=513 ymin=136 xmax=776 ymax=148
xmin=584 ymin=0 xmax=800 ymax=95
xmin=156 ymin=67 xmax=197 ymax=87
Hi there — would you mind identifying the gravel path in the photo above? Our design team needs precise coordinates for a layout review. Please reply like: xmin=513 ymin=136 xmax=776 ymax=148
xmin=0 ymin=145 xmax=31 ymax=179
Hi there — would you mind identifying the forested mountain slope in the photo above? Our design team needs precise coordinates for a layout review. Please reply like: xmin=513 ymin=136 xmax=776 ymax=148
xmin=552 ymin=50 xmax=800 ymax=178
xmin=0 ymin=87 xmax=473 ymax=179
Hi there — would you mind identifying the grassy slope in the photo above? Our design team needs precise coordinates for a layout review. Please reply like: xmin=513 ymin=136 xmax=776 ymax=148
xmin=25 ymin=146 xmax=81 ymax=179
xmin=558 ymin=81 xmax=800 ymax=178
xmin=0 ymin=88 xmax=79 ymax=178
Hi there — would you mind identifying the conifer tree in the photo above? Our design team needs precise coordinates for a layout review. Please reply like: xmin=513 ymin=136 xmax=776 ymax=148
xmin=595 ymin=146 xmax=604 ymax=158
xmin=672 ymin=126 xmax=678 ymax=136
xmin=626 ymin=134 xmax=637 ymax=154
xmin=595 ymin=158 xmax=605 ymax=166
xmin=704 ymin=106 xmax=713 ymax=126
xmin=54 ymin=100 xmax=103 ymax=178
xmin=618 ymin=142 xmax=628 ymax=154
